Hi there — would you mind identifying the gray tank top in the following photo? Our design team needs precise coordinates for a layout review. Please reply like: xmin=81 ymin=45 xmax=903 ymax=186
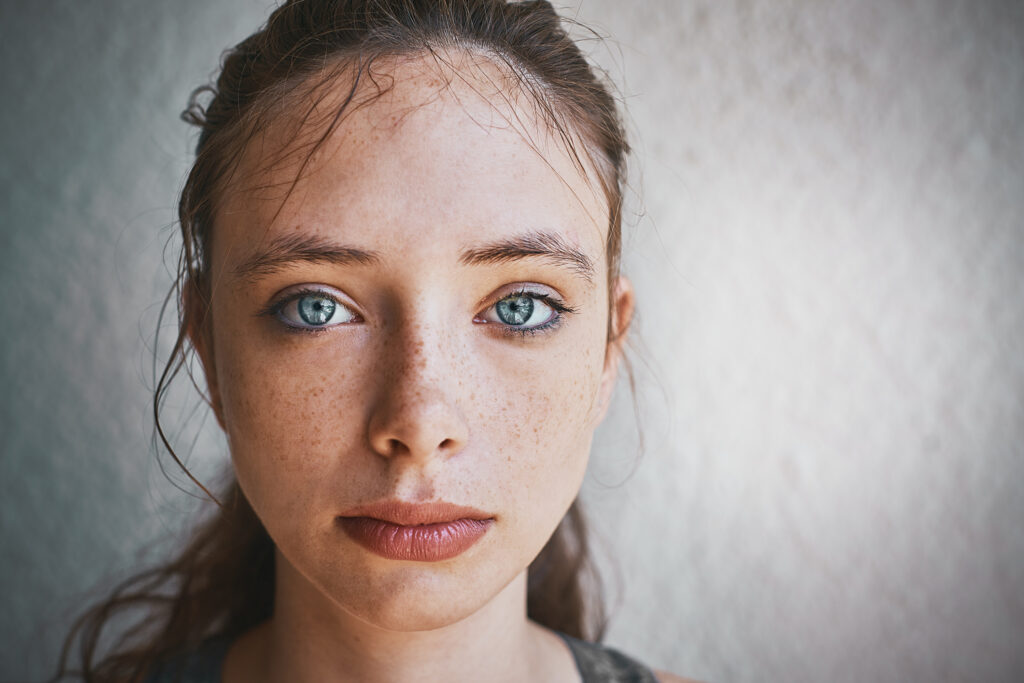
xmin=556 ymin=631 xmax=660 ymax=682
xmin=147 ymin=631 xmax=658 ymax=682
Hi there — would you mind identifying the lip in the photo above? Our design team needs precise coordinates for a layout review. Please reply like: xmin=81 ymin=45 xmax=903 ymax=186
xmin=337 ymin=501 xmax=495 ymax=562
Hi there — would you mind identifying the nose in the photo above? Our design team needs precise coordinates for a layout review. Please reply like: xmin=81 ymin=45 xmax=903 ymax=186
xmin=366 ymin=318 xmax=469 ymax=462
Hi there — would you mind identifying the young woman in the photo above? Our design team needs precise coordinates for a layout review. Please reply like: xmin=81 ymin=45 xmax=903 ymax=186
xmin=55 ymin=1 xmax=693 ymax=681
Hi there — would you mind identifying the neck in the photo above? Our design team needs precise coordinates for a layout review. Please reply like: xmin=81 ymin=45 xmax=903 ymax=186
xmin=224 ymin=549 xmax=574 ymax=683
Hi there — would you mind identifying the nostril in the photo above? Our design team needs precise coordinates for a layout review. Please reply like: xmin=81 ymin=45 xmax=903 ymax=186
xmin=386 ymin=439 xmax=410 ymax=457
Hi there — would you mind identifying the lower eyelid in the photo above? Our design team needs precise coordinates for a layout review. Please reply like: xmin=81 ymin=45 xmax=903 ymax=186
xmin=499 ymin=313 xmax=564 ymax=338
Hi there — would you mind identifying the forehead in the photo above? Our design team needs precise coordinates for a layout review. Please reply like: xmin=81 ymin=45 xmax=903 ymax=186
xmin=214 ymin=50 xmax=609 ymax=270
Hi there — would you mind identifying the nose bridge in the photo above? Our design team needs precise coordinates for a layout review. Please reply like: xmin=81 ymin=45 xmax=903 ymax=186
xmin=388 ymin=318 xmax=449 ymax=392
xmin=367 ymin=300 xmax=468 ymax=461
xmin=389 ymin=292 xmax=459 ymax=379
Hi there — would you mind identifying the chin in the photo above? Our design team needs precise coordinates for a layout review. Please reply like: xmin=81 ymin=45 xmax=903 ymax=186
xmin=323 ymin=564 xmax=509 ymax=632
xmin=272 ymin=516 xmax=536 ymax=635
xmin=352 ymin=597 xmax=480 ymax=632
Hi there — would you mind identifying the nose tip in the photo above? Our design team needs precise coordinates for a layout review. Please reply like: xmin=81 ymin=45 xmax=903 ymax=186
xmin=367 ymin=392 xmax=469 ymax=460
xmin=366 ymin=329 xmax=469 ymax=462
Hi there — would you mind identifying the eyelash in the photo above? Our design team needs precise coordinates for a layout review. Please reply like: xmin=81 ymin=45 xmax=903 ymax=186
xmin=257 ymin=287 xmax=355 ymax=335
xmin=492 ymin=287 xmax=576 ymax=338
xmin=258 ymin=286 xmax=576 ymax=338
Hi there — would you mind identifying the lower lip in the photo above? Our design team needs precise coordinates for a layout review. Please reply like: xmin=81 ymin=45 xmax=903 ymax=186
xmin=338 ymin=517 xmax=494 ymax=562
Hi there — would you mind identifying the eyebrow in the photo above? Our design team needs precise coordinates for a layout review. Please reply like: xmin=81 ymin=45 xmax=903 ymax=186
xmin=232 ymin=229 xmax=595 ymax=284
xmin=232 ymin=233 xmax=381 ymax=282
xmin=459 ymin=230 xmax=595 ymax=283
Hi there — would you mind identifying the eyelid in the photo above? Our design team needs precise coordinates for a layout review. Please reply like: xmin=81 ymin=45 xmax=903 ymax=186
xmin=475 ymin=284 xmax=578 ymax=338
xmin=257 ymin=285 xmax=361 ymax=331
xmin=478 ymin=282 xmax=571 ymax=309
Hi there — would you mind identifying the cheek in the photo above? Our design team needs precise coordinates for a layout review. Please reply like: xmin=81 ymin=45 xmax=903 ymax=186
xmin=486 ymin=323 xmax=606 ymax=510
xmin=221 ymin=351 xmax=335 ymax=458
xmin=212 ymin=324 xmax=373 ymax=517
xmin=513 ymin=351 xmax=601 ymax=452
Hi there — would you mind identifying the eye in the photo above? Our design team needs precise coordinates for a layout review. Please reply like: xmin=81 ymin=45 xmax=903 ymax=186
xmin=476 ymin=289 xmax=575 ymax=337
xmin=490 ymin=293 xmax=554 ymax=327
xmin=268 ymin=288 xmax=358 ymax=331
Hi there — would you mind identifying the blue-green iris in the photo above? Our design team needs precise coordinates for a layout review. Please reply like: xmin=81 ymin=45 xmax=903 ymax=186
xmin=298 ymin=296 xmax=336 ymax=325
xmin=496 ymin=295 xmax=534 ymax=325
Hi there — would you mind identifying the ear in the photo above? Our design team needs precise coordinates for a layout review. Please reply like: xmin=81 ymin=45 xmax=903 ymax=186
xmin=592 ymin=275 xmax=635 ymax=427
xmin=184 ymin=278 xmax=227 ymax=431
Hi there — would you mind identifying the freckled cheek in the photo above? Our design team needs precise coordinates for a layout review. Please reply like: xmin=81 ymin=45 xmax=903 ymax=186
xmin=490 ymin=339 xmax=604 ymax=482
xmin=547 ymin=323 xmax=605 ymax=427
xmin=215 ymin=337 xmax=367 ymax=482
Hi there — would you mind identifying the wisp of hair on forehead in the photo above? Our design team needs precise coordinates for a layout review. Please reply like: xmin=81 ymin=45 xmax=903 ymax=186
xmin=53 ymin=2 xmax=631 ymax=681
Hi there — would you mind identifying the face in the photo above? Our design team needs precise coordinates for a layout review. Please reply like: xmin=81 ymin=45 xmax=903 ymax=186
xmin=191 ymin=52 xmax=632 ymax=632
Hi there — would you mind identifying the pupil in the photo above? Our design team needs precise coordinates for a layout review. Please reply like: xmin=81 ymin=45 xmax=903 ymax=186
xmin=497 ymin=295 xmax=533 ymax=325
xmin=298 ymin=296 xmax=335 ymax=325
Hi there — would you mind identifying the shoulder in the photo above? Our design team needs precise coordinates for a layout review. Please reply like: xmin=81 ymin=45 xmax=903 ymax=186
xmin=556 ymin=631 xmax=700 ymax=683
xmin=143 ymin=636 xmax=231 ymax=683
xmin=654 ymin=670 xmax=704 ymax=683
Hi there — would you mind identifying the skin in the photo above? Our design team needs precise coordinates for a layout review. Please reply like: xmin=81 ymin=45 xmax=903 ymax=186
xmin=186 ymin=51 xmax=690 ymax=682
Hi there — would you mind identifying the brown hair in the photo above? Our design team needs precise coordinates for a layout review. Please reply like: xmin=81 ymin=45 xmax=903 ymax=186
xmin=53 ymin=1 xmax=630 ymax=680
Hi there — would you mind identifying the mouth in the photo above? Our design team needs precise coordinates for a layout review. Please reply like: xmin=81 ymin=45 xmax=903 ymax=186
xmin=337 ymin=500 xmax=495 ymax=562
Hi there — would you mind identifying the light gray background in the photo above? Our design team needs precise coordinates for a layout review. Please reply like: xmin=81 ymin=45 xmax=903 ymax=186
xmin=2 ymin=1 xmax=1022 ymax=681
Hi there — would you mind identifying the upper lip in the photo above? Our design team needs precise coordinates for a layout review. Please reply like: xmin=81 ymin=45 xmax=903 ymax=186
xmin=338 ymin=500 xmax=495 ymax=526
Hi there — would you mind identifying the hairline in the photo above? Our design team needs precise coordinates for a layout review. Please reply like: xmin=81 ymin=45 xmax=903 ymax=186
xmin=202 ymin=42 xmax=616 ymax=269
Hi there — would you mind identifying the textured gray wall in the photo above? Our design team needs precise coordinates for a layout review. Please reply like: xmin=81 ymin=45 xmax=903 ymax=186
xmin=2 ymin=1 xmax=1023 ymax=681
